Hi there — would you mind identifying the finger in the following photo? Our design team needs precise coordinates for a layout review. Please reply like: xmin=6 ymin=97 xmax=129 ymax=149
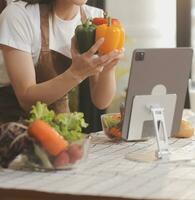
xmin=84 ymin=38 xmax=104 ymax=57
xmin=87 ymin=64 xmax=104 ymax=77
xmin=114 ymin=51 xmax=124 ymax=60
xmin=97 ymin=65 xmax=104 ymax=73
xmin=71 ymin=36 xmax=79 ymax=57
xmin=103 ymin=57 xmax=119 ymax=68
xmin=117 ymin=48 xmax=125 ymax=58
xmin=118 ymin=48 xmax=125 ymax=53
xmin=104 ymin=50 xmax=124 ymax=62
xmin=92 ymin=65 xmax=104 ymax=75
xmin=93 ymin=50 xmax=120 ymax=66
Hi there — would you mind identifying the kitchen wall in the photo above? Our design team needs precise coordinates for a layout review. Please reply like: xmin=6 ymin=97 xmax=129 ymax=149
xmin=105 ymin=0 xmax=176 ymax=112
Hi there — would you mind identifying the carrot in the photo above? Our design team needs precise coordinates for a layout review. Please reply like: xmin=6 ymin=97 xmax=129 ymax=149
xmin=110 ymin=127 xmax=121 ymax=139
xmin=28 ymin=120 xmax=68 ymax=156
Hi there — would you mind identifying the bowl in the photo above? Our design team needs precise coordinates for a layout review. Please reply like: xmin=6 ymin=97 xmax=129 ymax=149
xmin=101 ymin=113 xmax=122 ymax=140
xmin=51 ymin=135 xmax=91 ymax=170
xmin=8 ymin=134 xmax=91 ymax=171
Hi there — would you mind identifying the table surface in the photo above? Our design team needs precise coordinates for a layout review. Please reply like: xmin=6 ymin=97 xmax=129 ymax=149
xmin=1 ymin=110 xmax=195 ymax=200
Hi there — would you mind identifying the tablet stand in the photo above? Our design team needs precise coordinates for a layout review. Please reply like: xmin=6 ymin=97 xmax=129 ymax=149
xmin=149 ymin=105 xmax=169 ymax=159
xmin=122 ymin=92 xmax=177 ymax=160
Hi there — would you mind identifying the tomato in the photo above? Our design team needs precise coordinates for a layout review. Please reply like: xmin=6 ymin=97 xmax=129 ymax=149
xmin=53 ymin=151 xmax=70 ymax=167
xmin=68 ymin=144 xmax=83 ymax=164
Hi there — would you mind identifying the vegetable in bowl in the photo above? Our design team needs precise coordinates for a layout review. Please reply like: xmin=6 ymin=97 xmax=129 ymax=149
xmin=28 ymin=102 xmax=88 ymax=142
xmin=101 ymin=113 xmax=122 ymax=140
xmin=0 ymin=102 xmax=90 ymax=171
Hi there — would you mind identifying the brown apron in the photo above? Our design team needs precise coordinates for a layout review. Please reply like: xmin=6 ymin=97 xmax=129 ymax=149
xmin=36 ymin=4 xmax=72 ymax=113
xmin=0 ymin=4 xmax=85 ymax=123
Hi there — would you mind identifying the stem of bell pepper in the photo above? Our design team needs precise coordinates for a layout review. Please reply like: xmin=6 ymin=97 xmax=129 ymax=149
xmin=103 ymin=11 xmax=108 ymax=19
xmin=108 ymin=17 xmax=112 ymax=27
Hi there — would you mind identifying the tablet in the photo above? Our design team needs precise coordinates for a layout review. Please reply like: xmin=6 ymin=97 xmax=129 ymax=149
xmin=122 ymin=48 xmax=193 ymax=140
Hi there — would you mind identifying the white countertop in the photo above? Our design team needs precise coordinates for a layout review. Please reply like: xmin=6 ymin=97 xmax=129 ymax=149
xmin=1 ymin=129 xmax=195 ymax=200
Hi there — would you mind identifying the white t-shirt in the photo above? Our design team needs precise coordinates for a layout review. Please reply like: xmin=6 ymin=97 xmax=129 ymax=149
xmin=0 ymin=1 xmax=103 ymax=86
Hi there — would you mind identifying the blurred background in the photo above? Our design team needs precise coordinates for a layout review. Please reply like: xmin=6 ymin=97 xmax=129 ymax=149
xmin=105 ymin=0 xmax=176 ymax=113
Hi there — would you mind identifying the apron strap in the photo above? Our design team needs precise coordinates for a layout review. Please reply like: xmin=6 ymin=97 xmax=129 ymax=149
xmin=39 ymin=4 xmax=51 ymax=52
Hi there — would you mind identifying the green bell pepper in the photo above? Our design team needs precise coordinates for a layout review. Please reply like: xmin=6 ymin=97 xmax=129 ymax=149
xmin=75 ymin=20 xmax=96 ymax=54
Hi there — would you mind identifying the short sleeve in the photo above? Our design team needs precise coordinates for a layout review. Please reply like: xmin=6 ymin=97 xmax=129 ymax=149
xmin=0 ymin=3 xmax=33 ymax=53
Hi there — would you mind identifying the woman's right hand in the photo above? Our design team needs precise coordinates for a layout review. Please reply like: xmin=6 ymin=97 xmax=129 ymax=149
xmin=70 ymin=37 xmax=119 ymax=81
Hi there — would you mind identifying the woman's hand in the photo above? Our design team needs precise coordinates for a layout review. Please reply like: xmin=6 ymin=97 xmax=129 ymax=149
xmin=70 ymin=37 xmax=124 ymax=109
xmin=100 ymin=48 xmax=125 ymax=73
xmin=70 ymin=37 xmax=122 ymax=81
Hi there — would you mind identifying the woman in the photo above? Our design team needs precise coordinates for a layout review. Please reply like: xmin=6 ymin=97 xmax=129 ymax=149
xmin=0 ymin=0 xmax=123 ymax=123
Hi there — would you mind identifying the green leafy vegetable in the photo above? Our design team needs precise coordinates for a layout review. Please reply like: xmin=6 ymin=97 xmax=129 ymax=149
xmin=103 ymin=115 xmax=120 ymax=128
xmin=33 ymin=144 xmax=53 ymax=169
xmin=28 ymin=101 xmax=55 ymax=123
xmin=28 ymin=102 xmax=88 ymax=142
xmin=54 ymin=113 xmax=88 ymax=142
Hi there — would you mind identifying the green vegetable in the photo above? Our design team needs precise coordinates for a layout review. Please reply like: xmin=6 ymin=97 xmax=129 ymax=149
xmin=28 ymin=101 xmax=55 ymax=123
xmin=33 ymin=144 xmax=53 ymax=169
xmin=53 ymin=113 xmax=88 ymax=142
xmin=75 ymin=19 xmax=96 ymax=53
xmin=103 ymin=115 xmax=120 ymax=128
xmin=28 ymin=102 xmax=88 ymax=142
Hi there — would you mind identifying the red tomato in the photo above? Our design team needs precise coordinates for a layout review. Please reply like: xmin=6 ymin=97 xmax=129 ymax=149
xmin=68 ymin=144 xmax=83 ymax=164
xmin=53 ymin=151 xmax=70 ymax=168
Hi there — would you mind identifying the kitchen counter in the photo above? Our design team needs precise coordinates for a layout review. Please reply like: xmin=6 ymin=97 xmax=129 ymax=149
xmin=1 ymin=127 xmax=195 ymax=200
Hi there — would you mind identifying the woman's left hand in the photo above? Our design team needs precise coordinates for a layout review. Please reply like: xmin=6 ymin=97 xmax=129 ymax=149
xmin=100 ymin=48 xmax=125 ymax=73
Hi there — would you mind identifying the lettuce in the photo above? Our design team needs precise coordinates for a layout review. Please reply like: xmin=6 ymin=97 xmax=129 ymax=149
xmin=54 ymin=113 xmax=88 ymax=142
xmin=28 ymin=101 xmax=55 ymax=123
xmin=28 ymin=102 xmax=88 ymax=142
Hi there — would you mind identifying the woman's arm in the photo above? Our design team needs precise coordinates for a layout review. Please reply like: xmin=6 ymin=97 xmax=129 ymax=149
xmin=89 ymin=50 xmax=124 ymax=109
xmin=2 ymin=46 xmax=80 ymax=111
xmin=89 ymin=69 xmax=116 ymax=110
xmin=2 ymin=38 xmax=114 ymax=111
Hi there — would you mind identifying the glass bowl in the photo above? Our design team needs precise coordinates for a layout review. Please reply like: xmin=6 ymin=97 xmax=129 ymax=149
xmin=8 ymin=134 xmax=91 ymax=171
xmin=101 ymin=113 xmax=122 ymax=140
xmin=50 ymin=135 xmax=91 ymax=170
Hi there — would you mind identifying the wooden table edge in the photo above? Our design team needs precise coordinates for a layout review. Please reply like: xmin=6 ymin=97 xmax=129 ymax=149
xmin=0 ymin=188 xmax=144 ymax=200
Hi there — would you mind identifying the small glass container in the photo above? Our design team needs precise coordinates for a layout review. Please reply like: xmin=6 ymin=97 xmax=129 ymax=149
xmin=101 ymin=113 xmax=122 ymax=140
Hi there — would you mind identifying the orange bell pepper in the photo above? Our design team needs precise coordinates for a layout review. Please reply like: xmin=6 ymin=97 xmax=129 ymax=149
xmin=95 ymin=18 xmax=125 ymax=54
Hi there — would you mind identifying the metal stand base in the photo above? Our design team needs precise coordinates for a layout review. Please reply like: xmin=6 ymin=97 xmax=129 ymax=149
xmin=150 ymin=106 xmax=170 ymax=159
